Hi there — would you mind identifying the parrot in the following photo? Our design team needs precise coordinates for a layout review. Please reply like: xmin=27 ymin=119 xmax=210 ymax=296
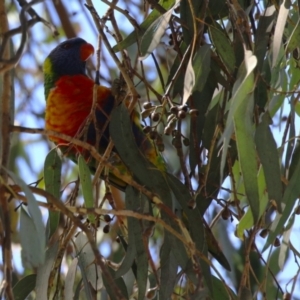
xmin=43 ymin=37 xmax=230 ymax=271
xmin=43 ymin=37 xmax=165 ymax=189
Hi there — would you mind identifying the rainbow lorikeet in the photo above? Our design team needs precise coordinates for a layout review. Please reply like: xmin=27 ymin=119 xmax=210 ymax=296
xmin=43 ymin=38 xmax=231 ymax=271
xmin=43 ymin=37 xmax=165 ymax=189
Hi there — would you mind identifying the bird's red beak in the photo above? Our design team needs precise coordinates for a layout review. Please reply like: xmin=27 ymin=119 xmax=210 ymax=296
xmin=80 ymin=43 xmax=94 ymax=61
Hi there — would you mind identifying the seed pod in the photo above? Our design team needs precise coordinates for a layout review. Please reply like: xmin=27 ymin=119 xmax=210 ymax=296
xmin=143 ymin=102 xmax=152 ymax=109
xmin=283 ymin=293 xmax=291 ymax=300
xmin=189 ymin=109 xmax=199 ymax=117
xmin=166 ymin=113 xmax=175 ymax=123
xmin=157 ymin=143 xmax=165 ymax=152
xmin=170 ymin=106 xmax=179 ymax=114
xmin=259 ymin=228 xmax=268 ymax=238
xmin=183 ymin=137 xmax=190 ymax=146
xmin=143 ymin=126 xmax=152 ymax=134
xmin=221 ymin=207 xmax=230 ymax=220
xmin=172 ymin=131 xmax=178 ymax=138
xmin=164 ymin=126 xmax=172 ymax=135
xmin=149 ymin=130 xmax=158 ymax=140
xmin=273 ymin=237 xmax=280 ymax=247
xmin=141 ymin=107 xmax=155 ymax=119
xmin=168 ymin=118 xmax=177 ymax=130
xmin=179 ymin=104 xmax=188 ymax=112
xmin=104 ymin=214 xmax=112 ymax=222
xmin=146 ymin=288 xmax=157 ymax=299
xmin=177 ymin=110 xmax=187 ymax=119
xmin=151 ymin=111 xmax=160 ymax=122
xmin=188 ymin=199 xmax=196 ymax=209
xmin=172 ymin=136 xmax=182 ymax=148
xmin=103 ymin=224 xmax=110 ymax=234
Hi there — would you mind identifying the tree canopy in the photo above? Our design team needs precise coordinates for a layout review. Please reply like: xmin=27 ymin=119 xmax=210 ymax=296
xmin=1 ymin=0 xmax=300 ymax=299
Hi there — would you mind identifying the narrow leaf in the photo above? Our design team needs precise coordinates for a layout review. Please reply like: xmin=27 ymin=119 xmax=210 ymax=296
xmin=13 ymin=274 xmax=36 ymax=300
xmin=209 ymin=25 xmax=236 ymax=73
xmin=44 ymin=148 xmax=61 ymax=237
xmin=20 ymin=208 xmax=44 ymax=268
xmin=159 ymin=246 xmax=178 ymax=299
xmin=272 ymin=0 xmax=291 ymax=67
xmin=237 ymin=167 xmax=269 ymax=238
xmin=78 ymin=155 xmax=95 ymax=224
xmin=139 ymin=8 xmax=173 ymax=60
xmin=192 ymin=45 xmax=211 ymax=93
xmin=113 ymin=0 xmax=175 ymax=52
xmin=255 ymin=113 xmax=282 ymax=212
xmin=263 ymin=154 xmax=300 ymax=251
xmin=75 ymin=232 xmax=103 ymax=291
xmin=219 ymin=50 xmax=257 ymax=184
xmin=286 ymin=20 xmax=300 ymax=53
xmin=125 ymin=187 xmax=148 ymax=300
xmin=254 ymin=5 xmax=276 ymax=69
xmin=36 ymin=242 xmax=59 ymax=299
xmin=167 ymin=175 xmax=214 ymax=295
xmin=182 ymin=57 xmax=195 ymax=104
xmin=5 ymin=169 xmax=45 ymax=267
xmin=278 ymin=215 xmax=294 ymax=269
xmin=65 ymin=258 xmax=78 ymax=300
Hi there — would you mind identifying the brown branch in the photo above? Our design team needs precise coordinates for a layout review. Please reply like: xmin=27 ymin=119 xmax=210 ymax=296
xmin=0 ymin=0 xmax=14 ymax=298
xmin=52 ymin=0 xmax=77 ymax=38
xmin=84 ymin=1 xmax=139 ymax=111
xmin=0 ymin=0 xmax=47 ymax=72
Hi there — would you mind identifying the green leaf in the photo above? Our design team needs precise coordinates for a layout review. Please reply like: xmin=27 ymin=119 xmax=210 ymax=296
xmin=166 ymin=42 xmax=188 ymax=97
xmin=220 ymin=50 xmax=259 ymax=222
xmin=78 ymin=155 xmax=95 ymax=224
xmin=103 ymin=268 xmax=129 ymax=300
xmin=36 ymin=242 xmax=59 ymax=299
xmin=110 ymin=103 xmax=171 ymax=207
xmin=234 ymin=91 xmax=260 ymax=224
xmin=113 ymin=0 xmax=175 ymax=52
xmin=5 ymin=169 xmax=45 ymax=267
xmin=139 ymin=8 xmax=174 ymax=60
xmin=167 ymin=175 xmax=214 ymax=296
xmin=209 ymin=25 xmax=236 ymax=73
xmin=65 ymin=258 xmax=78 ymax=299
xmin=263 ymin=153 xmax=300 ymax=251
xmin=75 ymin=232 xmax=103 ymax=292
xmin=44 ymin=148 xmax=61 ymax=237
xmin=114 ymin=235 xmax=137 ymax=279
xmin=13 ymin=274 xmax=36 ymax=300
xmin=272 ymin=0 xmax=291 ymax=67
xmin=180 ymin=0 xmax=202 ymax=44
xmin=278 ymin=215 xmax=294 ymax=269
xmin=20 ymin=208 xmax=44 ymax=268
xmin=211 ymin=276 xmax=238 ymax=300
xmin=237 ymin=167 xmax=269 ymax=238
xmin=286 ymin=19 xmax=300 ymax=53
xmin=219 ymin=50 xmax=257 ymax=182
xmin=182 ymin=56 xmax=195 ymax=104
xmin=255 ymin=113 xmax=282 ymax=212
xmin=159 ymin=245 xmax=178 ymax=299
xmin=125 ymin=187 xmax=148 ymax=300
xmin=254 ymin=5 xmax=276 ymax=69
xmin=193 ymin=45 xmax=211 ymax=93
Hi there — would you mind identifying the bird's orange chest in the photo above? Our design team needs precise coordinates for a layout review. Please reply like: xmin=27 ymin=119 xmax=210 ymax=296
xmin=45 ymin=75 xmax=102 ymax=145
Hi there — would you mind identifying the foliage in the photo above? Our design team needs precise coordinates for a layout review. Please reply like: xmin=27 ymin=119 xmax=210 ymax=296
xmin=1 ymin=0 xmax=300 ymax=299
